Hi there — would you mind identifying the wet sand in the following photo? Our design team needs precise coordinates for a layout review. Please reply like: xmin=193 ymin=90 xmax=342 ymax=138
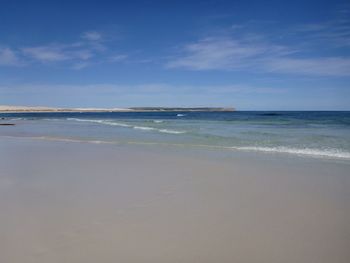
xmin=0 ymin=137 xmax=349 ymax=263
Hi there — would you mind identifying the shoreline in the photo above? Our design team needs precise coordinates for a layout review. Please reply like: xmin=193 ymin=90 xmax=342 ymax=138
xmin=1 ymin=113 xmax=349 ymax=162
xmin=1 ymin=134 xmax=350 ymax=162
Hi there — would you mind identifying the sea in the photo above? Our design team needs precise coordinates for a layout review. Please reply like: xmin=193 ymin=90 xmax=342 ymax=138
xmin=1 ymin=111 xmax=350 ymax=160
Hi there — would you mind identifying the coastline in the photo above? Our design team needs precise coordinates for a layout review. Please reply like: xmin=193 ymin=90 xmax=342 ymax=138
xmin=1 ymin=112 xmax=349 ymax=161
xmin=1 ymin=136 xmax=349 ymax=263
xmin=0 ymin=105 xmax=235 ymax=113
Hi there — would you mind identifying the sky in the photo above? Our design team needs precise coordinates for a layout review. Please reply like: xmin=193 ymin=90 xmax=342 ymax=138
xmin=0 ymin=0 xmax=349 ymax=110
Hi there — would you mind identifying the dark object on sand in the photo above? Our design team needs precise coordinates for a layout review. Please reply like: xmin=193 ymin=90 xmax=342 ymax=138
xmin=0 ymin=123 xmax=15 ymax=126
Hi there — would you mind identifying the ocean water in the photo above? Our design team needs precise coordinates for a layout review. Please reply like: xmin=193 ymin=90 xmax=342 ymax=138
xmin=1 ymin=111 xmax=350 ymax=160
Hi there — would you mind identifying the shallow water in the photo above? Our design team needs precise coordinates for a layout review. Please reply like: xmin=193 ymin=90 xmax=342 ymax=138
xmin=1 ymin=111 xmax=350 ymax=160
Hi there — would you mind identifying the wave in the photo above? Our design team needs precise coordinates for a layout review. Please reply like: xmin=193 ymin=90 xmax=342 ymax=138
xmin=232 ymin=146 xmax=350 ymax=159
xmin=133 ymin=126 xmax=154 ymax=131
xmin=2 ymin=133 xmax=349 ymax=160
xmin=158 ymin=129 xmax=186 ymax=134
xmin=176 ymin=114 xmax=185 ymax=117
xmin=4 ymin=117 xmax=23 ymax=121
xmin=67 ymin=118 xmax=131 ymax=127
xmin=67 ymin=118 xmax=185 ymax=134
xmin=132 ymin=126 xmax=185 ymax=134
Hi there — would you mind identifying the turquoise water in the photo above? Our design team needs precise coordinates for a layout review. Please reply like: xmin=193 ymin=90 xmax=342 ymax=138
xmin=1 ymin=111 xmax=350 ymax=160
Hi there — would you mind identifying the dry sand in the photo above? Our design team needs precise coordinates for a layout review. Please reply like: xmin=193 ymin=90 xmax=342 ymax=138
xmin=0 ymin=137 xmax=349 ymax=263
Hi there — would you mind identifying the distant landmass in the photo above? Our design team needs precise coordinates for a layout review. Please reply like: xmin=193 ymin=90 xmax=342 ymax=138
xmin=0 ymin=105 xmax=235 ymax=113
xmin=129 ymin=107 xmax=235 ymax=112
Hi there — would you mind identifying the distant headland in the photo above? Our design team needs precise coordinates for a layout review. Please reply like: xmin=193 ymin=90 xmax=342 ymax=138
xmin=0 ymin=105 xmax=235 ymax=113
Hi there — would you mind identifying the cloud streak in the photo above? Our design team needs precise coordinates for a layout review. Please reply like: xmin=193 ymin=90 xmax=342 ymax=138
xmin=22 ymin=45 xmax=70 ymax=62
xmin=82 ymin=31 xmax=102 ymax=41
xmin=265 ymin=57 xmax=350 ymax=76
xmin=21 ymin=44 xmax=96 ymax=65
xmin=166 ymin=20 xmax=350 ymax=77
xmin=1 ymin=30 xmax=126 ymax=69
xmin=21 ymin=36 xmax=99 ymax=64
xmin=167 ymin=37 xmax=265 ymax=70
xmin=0 ymin=48 xmax=22 ymax=66
xmin=292 ymin=19 xmax=350 ymax=48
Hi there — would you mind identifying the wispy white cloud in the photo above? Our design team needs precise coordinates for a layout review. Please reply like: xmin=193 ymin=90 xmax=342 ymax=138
xmin=166 ymin=16 xmax=350 ymax=77
xmin=81 ymin=31 xmax=102 ymax=41
xmin=166 ymin=31 xmax=350 ymax=77
xmin=71 ymin=61 xmax=90 ymax=70
xmin=292 ymin=19 xmax=350 ymax=48
xmin=265 ymin=57 xmax=350 ymax=76
xmin=0 ymin=48 xmax=22 ymax=66
xmin=167 ymin=37 xmax=264 ymax=70
xmin=22 ymin=45 xmax=70 ymax=62
xmin=110 ymin=54 xmax=128 ymax=62
xmin=74 ymin=49 xmax=94 ymax=60
xmin=21 ymin=44 xmax=96 ymax=63
xmin=1 ymin=30 xmax=127 ymax=69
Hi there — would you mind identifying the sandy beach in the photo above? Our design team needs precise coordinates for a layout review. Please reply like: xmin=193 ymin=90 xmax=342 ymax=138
xmin=2 ymin=0 xmax=349 ymax=261
xmin=0 ymin=136 xmax=349 ymax=263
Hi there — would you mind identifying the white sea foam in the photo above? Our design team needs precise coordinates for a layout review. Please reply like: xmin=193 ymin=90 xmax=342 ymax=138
xmin=133 ymin=126 xmax=155 ymax=131
xmin=153 ymin=120 xmax=164 ymax=123
xmin=42 ymin=118 xmax=62 ymax=121
xmin=2 ymin=133 xmax=349 ymax=160
xmin=232 ymin=146 xmax=350 ymax=159
xmin=2 ymin=117 xmax=23 ymax=121
xmin=67 ymin=118 xmax=131 ymax=127
xmin=67 ymin=118 xmax=185 ymax=134
xmin=132 ymin=126 xmax=186 ymax=134
xmin=159 ymin=129 xmax=186 ymax=134
xmin=176 ymin=114 xmax=185 ymax=117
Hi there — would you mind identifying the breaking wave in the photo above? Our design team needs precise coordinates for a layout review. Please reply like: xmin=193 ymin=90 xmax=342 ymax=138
xmin=67 ymin=118 xmax=186 ymax=134
xmin=232 ymin=146 xmax=350 ymax=159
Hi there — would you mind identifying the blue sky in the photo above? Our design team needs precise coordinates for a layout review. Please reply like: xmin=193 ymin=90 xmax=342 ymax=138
xmin=0 ymin=0 xmax=349 ymax=110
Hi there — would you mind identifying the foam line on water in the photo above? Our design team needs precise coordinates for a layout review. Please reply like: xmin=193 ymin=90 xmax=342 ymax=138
xmin=67 ymin=118 xmax=131 ymax=127
xmin=67 ymin=118 xmax=185 ymax=134
xmin=2 ymin=134 xmax=350 ymax=160
xmin=232 ymin=146 xmax=350 ymax=159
